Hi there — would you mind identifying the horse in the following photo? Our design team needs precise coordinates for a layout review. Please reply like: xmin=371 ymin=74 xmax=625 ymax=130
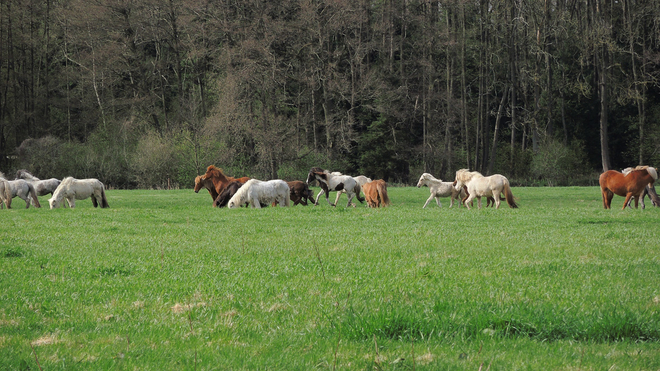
xmin=315 ymin=171 xmax=368 ymax=207
xmin=48 ymin=177 xmax=110 ymax=209
xmin=454 ymin=169 xmax=518 ymax=209
xmin=0 ymin=173 xmax=12 ymax=209
xmin=213 ymin=181 xmax=244 ymax=208
xmin=15 ymin=170 xmax=61 ymax=198
xmin=416 ymin=173 xmax=466 ymax=208
xmin=599 ymin=166 xmax=657 ymax=210
xmin=287 ymin=181 xmax=315 ymax=206
xmin=200 ymin=165 xmax=250 ymax=196
xmin=194 ymin=175 xmax=219 ymax=202
xmin=306 ymin=168 xmax=364 ymax=207
xmin=336 ymin=173 xmax=370 ymax=206
xmin=363 ymin=179 xmax=390 ymax=208
xmin=7 ymin=179 xmax=41 ymax=208
xmin=227 ymin=179 xmax=290 ymax=209
xmin=622 ymin=167 xmax=660 ymax=209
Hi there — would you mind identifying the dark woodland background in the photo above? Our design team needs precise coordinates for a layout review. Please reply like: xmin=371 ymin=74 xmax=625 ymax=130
xmin=2 ymin=0 xmax=660 ymax=188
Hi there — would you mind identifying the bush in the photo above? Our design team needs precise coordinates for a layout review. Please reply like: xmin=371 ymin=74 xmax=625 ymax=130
xmin=530 ymin=140 xmax=592 ymax=186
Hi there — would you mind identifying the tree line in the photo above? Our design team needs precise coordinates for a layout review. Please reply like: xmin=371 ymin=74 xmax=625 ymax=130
xmin=2 ymin=0 xmax=660 ymax=188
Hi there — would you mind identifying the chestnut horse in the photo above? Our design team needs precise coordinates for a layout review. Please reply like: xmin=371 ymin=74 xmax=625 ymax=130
xmin=622 ymin=167 xmax=660 ymax=209
xmin=363 ymin=179 xmax=390 ymax=208
xmin=201 ymin=165 xmax=250 ymax=196
xmin=194 ymin=175 xmax=218 ymax=202
xmin=599 ymin=166 xmax=658 ymax=209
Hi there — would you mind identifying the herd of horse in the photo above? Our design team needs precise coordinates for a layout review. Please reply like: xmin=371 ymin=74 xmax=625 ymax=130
xmin=0 ymin=170 xmax=109 ymax=209
xmin=0 ymin=165 xmax=657 ymax=211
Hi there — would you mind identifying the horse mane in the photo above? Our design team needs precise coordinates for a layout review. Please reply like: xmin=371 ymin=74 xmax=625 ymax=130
xmin=623 ymin=166 xmax=658 ymax=180
xmin=206 ymin=165 xmax=228 ymax=177
xmin=16 ymin=169 xmax=40 ymax=181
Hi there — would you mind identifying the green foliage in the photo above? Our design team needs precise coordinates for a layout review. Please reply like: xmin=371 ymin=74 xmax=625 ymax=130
xmin=530 ymin=140 xmax=592 ymax=186
xmin=1 ymin=187 xmax=660 ymax=369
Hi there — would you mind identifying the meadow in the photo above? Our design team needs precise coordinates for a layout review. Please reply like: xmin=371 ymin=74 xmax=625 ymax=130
xmin=1 ymin=186 xmax=659 ymax=370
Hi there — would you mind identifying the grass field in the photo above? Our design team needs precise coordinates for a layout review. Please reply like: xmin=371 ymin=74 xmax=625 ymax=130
xmin=1 ymin=186 xmax=659 ymax=370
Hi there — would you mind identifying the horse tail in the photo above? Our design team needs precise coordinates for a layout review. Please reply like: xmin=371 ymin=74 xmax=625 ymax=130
xmin=100 ymin=186 xmax=110 ymax=208
xmin=354 ymin=183 xmax=365 ymax=203
xmin=27 ymin=183 xmax=41 ymax=208
xmin=378 ymin=181 xmax=391 ymax=206
xmin=503 ymin=180 xmax=518 ymax=208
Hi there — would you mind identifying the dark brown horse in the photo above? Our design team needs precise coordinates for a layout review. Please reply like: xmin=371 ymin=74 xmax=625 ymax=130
xmin=213 ymin=181 xmax=244 ymax=208
xmin=194 ymin=175 xmax=218 ymax=202
xmin=363 ymin=179 xmax=391 ymax=208
xmin=201 ymin=165 xmax=250 ymax=196
xmin=599 ymin=166 xmax=658 ymax=209
xmin=287 ymin=181 xmax=314 ymax=206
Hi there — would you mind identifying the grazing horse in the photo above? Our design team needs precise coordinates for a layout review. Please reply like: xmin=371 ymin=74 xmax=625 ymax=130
xmin=454 ymin=169 xmax=518 ymax=209
xmin=200 ymin=165 xmax=251 ymax=196
xmin=363 ymin=179 xmax=391 ymax=208
xmin=306 ymin=168 xmax=364 ymax=207
xmin=213 ymin=181 xmax=244 ymax=208
xmin=48 ymin=177 xmax=109 ymax=209
xmin=599 ymin=166 xmax=657 ymax=210
xmin=227 ymin=179 xmax=290 ymax=209
xmin=0 ymin=173 xmax=12 ymax=209
xmin=7 ymin=179 xmax=41 ymax=208
xmin=15 ymin=170 xmax=61 ymax=201
xmin=622 ymin=167 xmax=660 ymax=209
xmin=194 ymin=175 xmax=219 ymax=202
xmin=287 ymin=181 xmax=315 ymax=206
xmin=416 ymin=173 xmax=466 ymax=208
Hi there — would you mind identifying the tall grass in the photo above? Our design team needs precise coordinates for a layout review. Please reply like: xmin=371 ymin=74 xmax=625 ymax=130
xmin=1 ymin=186 xmax=659 ymax=370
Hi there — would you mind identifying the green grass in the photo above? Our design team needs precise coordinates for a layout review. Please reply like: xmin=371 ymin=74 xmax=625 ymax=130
xmin=1 ymin=186 xmax=659 ymax=370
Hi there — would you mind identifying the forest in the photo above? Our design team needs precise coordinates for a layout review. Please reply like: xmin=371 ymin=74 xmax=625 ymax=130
xmin=1 ymin=0 xmax=660 ymax=188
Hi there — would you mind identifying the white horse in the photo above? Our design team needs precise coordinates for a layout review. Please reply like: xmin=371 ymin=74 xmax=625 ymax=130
xmin=317 ymin=171 xmax=370 ymax=207
xmin=454 ymin=169 xmax=518 ymax=209
xmin=0 ymin=173 xmax=13 ymax=209
xmin=306 ymin=168 xmax=364 ymax=207
xmin=622 ymin=166 xmax=660 ymax=209
xmin=48 ymin=177 xmax=109 ymax=209
xmin=7 ymin=179 xmax=41 ymax=208
xmin=416 ymin=173 xmax=466 ymax=208
xmin=16 ymin=170 xmax=61 ymax=197
xmin=227 ymin=179 xmax=290 ymax=209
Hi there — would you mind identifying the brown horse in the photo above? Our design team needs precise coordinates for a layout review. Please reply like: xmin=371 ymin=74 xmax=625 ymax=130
xmin=363 ymin=179 xmax=391 ymax=208
xmin=213 ymin=181 xmax=245 ymax=208
xmin=599 ymin=166 xmax=658 ymax=209
xmin=287 ymin=181 xmax=314 ymax=206
xmin=194 ymin=175 xmax=219 ymax=202
xmin=201 ymin=165 xmax=250 ymax=196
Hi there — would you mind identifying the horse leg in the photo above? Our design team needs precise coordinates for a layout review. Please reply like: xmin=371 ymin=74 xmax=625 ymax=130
xmin=464 ymin=194 xmax=475 ymax=210
xmin=622 ymin=193 xmax=634 ymax=210
xmin=334 ymin=191 xmax=343 ymax=207
xmin=477 ymin=196 xmax=483 ymax=209
xmin=435 ymin=195 xmax=442 ymax=208
xmin=601 ymin=189 xmax=611 ymax=209
xmin=346 ymin=192 xmax=356 ymax=208
xmin=314 ymin=189 xmax=325 ymax=206
xmin=68 ymin=197 xmax=75 ymax=208
xmin=492 ymin=191 xmax=501 ymax=209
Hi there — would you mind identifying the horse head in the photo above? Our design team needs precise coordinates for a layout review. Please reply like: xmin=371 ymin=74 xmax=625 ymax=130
xmin=306 ymin=168 xmax=324 ymax=184
xmin=417 ymin=173 xmax=436 ymax=188
xmin=194 ymin=175 xmax=205 ymax=193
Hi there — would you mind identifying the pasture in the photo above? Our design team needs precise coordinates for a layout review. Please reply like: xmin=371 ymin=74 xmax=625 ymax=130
xmin=1 ymin=186 xmax=659 ymax=370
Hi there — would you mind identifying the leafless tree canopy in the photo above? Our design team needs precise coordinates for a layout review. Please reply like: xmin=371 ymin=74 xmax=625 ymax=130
xmin=2 ymin=0 xmax=660 ymax=187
